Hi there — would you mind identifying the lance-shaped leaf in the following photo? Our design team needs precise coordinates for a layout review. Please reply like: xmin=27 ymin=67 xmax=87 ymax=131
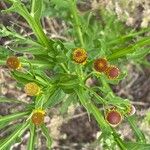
xmin=0 ymin=121 xmax=29 ymax=150
xmin=127 ymin=116 xmax=146 ymax=143
xmin=30 ymin=0 xmax=43 ymax=23
xmin=124 ymin=142 xmax=150 ymax=150
xmin=27 ymin=123 xmax=36 ymax=150
xmin=0 ymin=97 xmax=27 ymax=104
xmin=41 ymin=124 xmax=52 ymax=149
xmin=3 ymin=0 xmax=52 ymax=47
xmin=0 ymin=111 xmax=29 ymax=125
xmin=75 ymin=87 xmax=111 ymax=134
xmin=107 ymin=37 xmax=150 ymax=60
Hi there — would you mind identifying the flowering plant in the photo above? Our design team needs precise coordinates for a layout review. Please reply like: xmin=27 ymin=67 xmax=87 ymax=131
xmin=0 ymin=0 xmax=150 ymax=149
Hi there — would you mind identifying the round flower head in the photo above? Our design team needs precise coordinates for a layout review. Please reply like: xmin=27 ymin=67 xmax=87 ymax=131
xmin=106 ymin=109 xmax=122 ymax=127
xmin=94 ymin=58 xmax=108 ymax=72
xmin=72 ymin=48 xmax=87 ymax=64
xmin=31 ymin=109 xmax=45 ymax=126
xmin=106 ymin=66 xmax=120 ymax=79
xmin=24 ymin=82 xmax=40 ymax=96
xmin=6 ymin=56 xmax=21 ymax=70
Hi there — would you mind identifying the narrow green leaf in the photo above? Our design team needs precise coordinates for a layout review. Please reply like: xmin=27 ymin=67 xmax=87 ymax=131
xmin=111 ymin=128 xmax=127 ymax=150
xmin=105 ymin=93 xmax=130 ymax=108
xmin=0 ymin=111 xmax=29 ymax=125
xmin=11 ymin=71 xmax=34 ymax=84
xmin=0 ymin=123 xmax=25 ymax=149
xmin=107 ymin=37 xmax=150 ymax=60
xmin=127 ymin=116 xmax=146 ymax=143
xmin=108 ymin=28 xmax=150 ymax=46
xmin=139 ymin=60 xmax=150 ymax=67
xmin=11 ymin=46 xmax=48 ymax=55
xmin=0 ymin=46 xmax=10 ymax=58
xmin=43 ymin=88 xmax=66 ymax=108
xmin=75 ymin=88 xmax=111 ymax=133
xmin=76 ymin=87 xmax=127 ymax=149
xmin=124 ymin=142 xmax=150 ymax=150
xmin=83 ymin=85 xmax=106 ymax=104
xmin=2 ymin=0 xmax=51 ymax=47
xmin=0 ymin=97 xmax=27 ymax=104
xmin=27 ymin=123 xmax=36 ymax=150
xmin=60 ymin=94 xmax=75 ymax=114
xmin=0 ymin=121 xmax=29 ymax=150
xmin=41 ymin=124 xmax=52 ymax=149
xmin=31 ymin=0 xmax=43 ymax=22
xmin=127 ymin=48 xmax=150 ymax=60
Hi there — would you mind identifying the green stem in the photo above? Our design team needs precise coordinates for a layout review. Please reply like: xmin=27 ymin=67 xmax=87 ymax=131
xmin=111 ymin=128 xmax=127 ymax=150
xmin=100 ymin=76 xmax=113 ymax=93
xmin=60 ymin=63 xmax=70 ymax=73
xmin=75 ymin=88 xmax=111 ymax=132
xmin=6 ymin=2 xmax=51 ymax=48
xmin=27 ymin=16 xmax=51 ymax=48
xmin=69 ymin=0 xmax=84 ymax=47
xmin=76 ymin=87 xmax=127 ymax=149
xmin=0 ymin=121 xmax=29 ymax=150
xmin=82 ymin=85 xmax=106 ymax=104
xmin=84 ymin=71 xmax=99 ymax=83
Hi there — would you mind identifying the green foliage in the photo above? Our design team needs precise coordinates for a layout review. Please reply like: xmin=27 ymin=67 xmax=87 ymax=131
xmin=127 ymin=116 xmax=146 ymax=143
xmin=0 ymin=111 xmax=29 ymax=125
xmin=41 ymin=124 xmax=52 ymax=149
xmin=27 ymin=122 xmax=36 ymax=150
xmin=0 ymin=0 xmax=150 ymax=149
xmin=124 ymin=142 xmax=150 ymax=150
xmin=0 ymin=121 xmax=29 ymax=150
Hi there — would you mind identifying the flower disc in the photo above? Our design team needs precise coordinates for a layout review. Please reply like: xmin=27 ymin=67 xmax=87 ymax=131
xmin=94 ymin=58 xmax=108 ymax=72
xmin=72 ymin=48 xmax=87 ymax=64
xmin=106 ymin=66 xmax=120 ymax=79
xmin=106 ymin=110 xmax=122 ymax=127
xmin=6 ymin=56 xmax=21 ymax=69
xmin=31 ymin=110 xmax=45 ymax=125
xmin=24 ymin=82 xmax=40 ymax=96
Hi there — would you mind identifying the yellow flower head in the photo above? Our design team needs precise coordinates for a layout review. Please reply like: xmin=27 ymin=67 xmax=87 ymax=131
xmin=94 ymin=58 xmax=108 ymax=72
xmin=24 ymin=82 xmax=40 ymax=96
xmin=31 ymin=109 xmax=45 ymax=126
xmin=6 ymin=56 xmax=21 ymax=70
xmin=72 ymin=48 xmax=87 ymax=64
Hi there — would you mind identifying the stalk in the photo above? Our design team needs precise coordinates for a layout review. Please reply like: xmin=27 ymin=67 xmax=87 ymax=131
xmin=69 ymin=0 xmax=84 ymax=48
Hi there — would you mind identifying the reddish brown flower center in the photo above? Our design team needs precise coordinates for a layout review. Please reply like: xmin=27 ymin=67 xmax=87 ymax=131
xmin=75 ymin=51 xmax=83 ymax=57
xmin=106 ymin=66 xmax=120 ymax=79
xmin=109 ymin=68 xmax=119 ymax=77
xmin=106 ymin=111 xmax=121 ymax=125
xmin=94 ymin=58 xmax=108 ymax=72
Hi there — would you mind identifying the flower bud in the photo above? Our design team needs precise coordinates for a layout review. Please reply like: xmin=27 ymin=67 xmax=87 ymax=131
xmin=24 ymin=82 xmax=40 ymax=96
xmin=6 ymin=56 xmax=21 ymax=70
xmin=106 ymin=66 xmax=120 ymax=79
xmin=72 ymin=48 xmax=87 ymax=64
xmin=94 ymin=58 xmax=108 ymax=72
xmin=127 ymin=105 xmax=136 ymax=116
xmin=106 ymin=109 xmax=122 ymax=127
xmin=31 ymin=109 xmax=45 ymax=126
